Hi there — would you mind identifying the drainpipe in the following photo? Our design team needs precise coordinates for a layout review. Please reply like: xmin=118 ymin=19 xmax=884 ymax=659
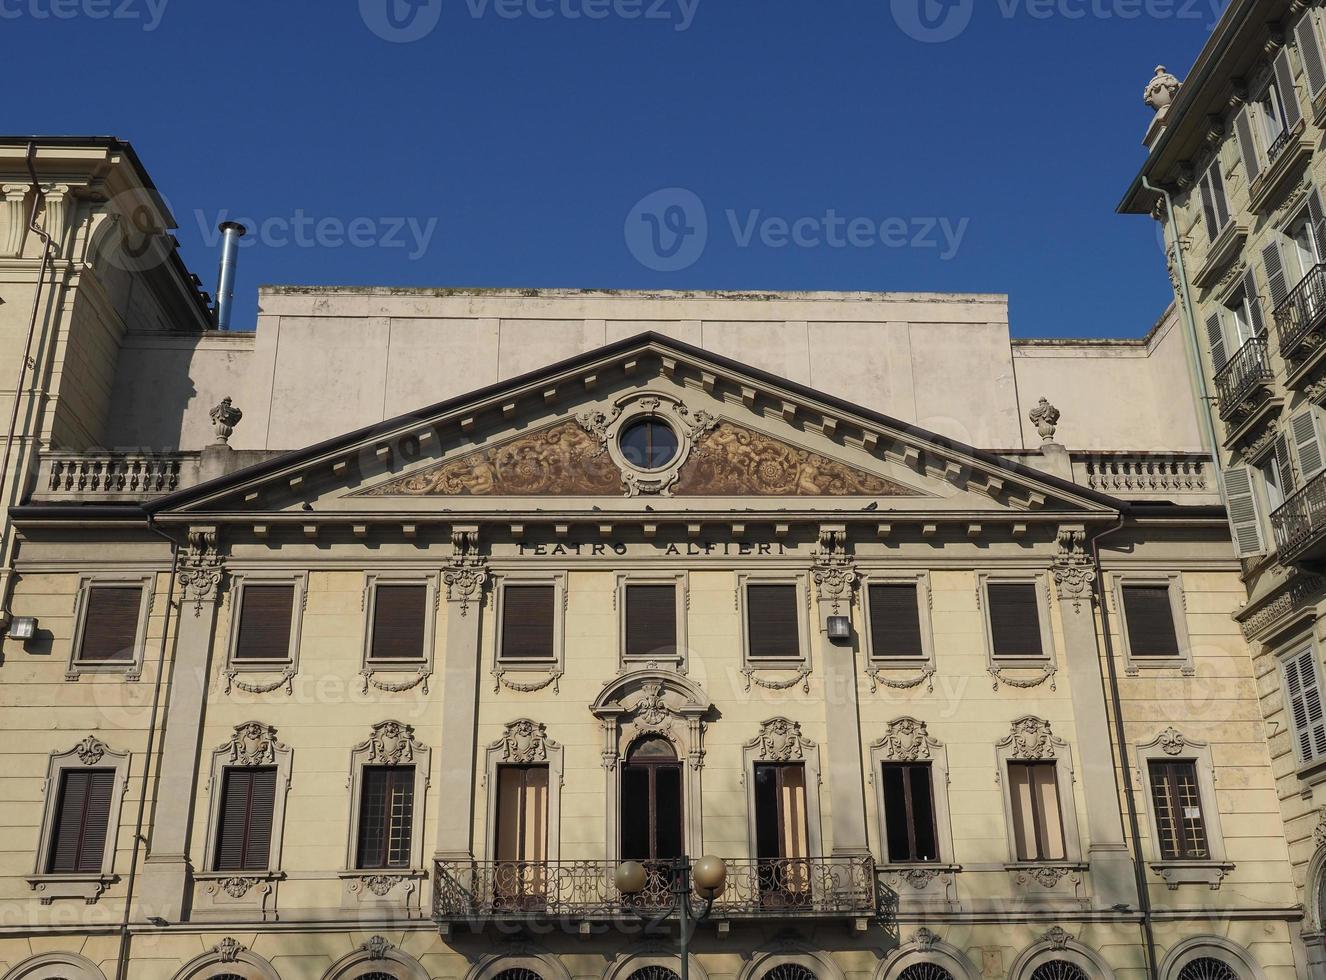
xmin=1143 ymin=175 xmax=1225 ymax=497
xmin=0 ymin=143 xmax=58 ymax=624
xmin=1092 ymin=515 xmax=1159 ymax=980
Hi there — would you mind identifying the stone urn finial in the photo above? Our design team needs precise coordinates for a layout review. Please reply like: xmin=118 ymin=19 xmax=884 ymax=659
xmin=209 ymin=397 xmax=243 ymax=445
xmin=1029 ymin=397 xmax=1061 ymax=444
xmin=1144 ymin=65 xmax=1181 ymax=114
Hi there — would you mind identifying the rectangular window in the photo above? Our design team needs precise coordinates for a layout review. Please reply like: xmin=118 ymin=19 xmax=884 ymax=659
xmin=746 ymin=584 xmax=800 ymax=661
xmin=987 ymin=583 xmax=1044 ymax=660
xmin=868 ymin=583 xmax=925 ymax=660
xmin=234 ymin=585 xmax=295 ymax=662
xmin=494 ymin=765 xmax=550 ymax=908
xmin=214 ymin=767 xmax=277 ymax=872
xmin=500 ymin=585 xmax=556 ymax=662
xmin=46 ymin=769 xmax=115 ymax=874
xmin=1148 ymin=760 xmax=1209 ymax=860
xmin=1283 ymin=647 xmax=1326 ymax=764
xmin=881 ymin=763 xmax=939 ymax=863
xmin=76 ymin=586 xmax=143 ymax=663
xmin=625 ymin=584 xmax=677 ymax=660
xmin=369 ymin=584 xmax=427 ymax=661
xmin=1258 ymin=81 xmax=1289 ymax=147
xmin=1258 ymin=436 xmax=1295 ymax=512
xmin=1121 ymin=585 xmax=1182 ymax=659
xmin=1008 ymin=762 xmax=1065 ymax=862
xmin=1198 ymin=162 xmax=1231 ymax=241
xmin=754 ymin=763 xmax=810 ymax=905
xmin=355 ymin=766 xmax=414 ymax=870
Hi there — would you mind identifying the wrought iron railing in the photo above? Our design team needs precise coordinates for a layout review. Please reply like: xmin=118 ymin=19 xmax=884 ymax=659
xmin=433 ymin=857 xmax=876 ymax=921
xmin=1275 ymin=264 xmax=1326 ymax=361
xmin=1272 ymin=469 xmax=1326 ymax=561
xmin=1215 ymin=335 xmax=1273 ymax=421
xmin=1267 ymin=126 xmax=1295 ymax=165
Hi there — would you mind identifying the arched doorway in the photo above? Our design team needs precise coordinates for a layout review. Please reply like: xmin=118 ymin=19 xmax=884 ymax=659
xmin=621 ymin=735 xmax=684 ymax=862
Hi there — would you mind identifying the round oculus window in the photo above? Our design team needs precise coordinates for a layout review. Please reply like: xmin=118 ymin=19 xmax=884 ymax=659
xmin=619 ymin=418 xmax=679 ymax=470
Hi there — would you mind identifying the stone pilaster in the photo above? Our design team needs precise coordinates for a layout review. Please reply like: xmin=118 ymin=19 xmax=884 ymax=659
xmin=433 ymin=526 xmax=488 ymax=861
xmin=138 ymin=527 xmax=225 ymax=921
xmin=2 ymin=184 xmax=30 ymax=258
xmin=812 ymin=527 xmax=871 ymax=857
xmin=1052 ymin=526 xmax=1138 ymax=909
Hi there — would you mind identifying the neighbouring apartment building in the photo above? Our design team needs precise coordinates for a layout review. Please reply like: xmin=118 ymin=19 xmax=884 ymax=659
xmin=0 ymin=129 xmax=1305 ymax=980
xmin=1121 ymin=0 xmax=1326 ymax=975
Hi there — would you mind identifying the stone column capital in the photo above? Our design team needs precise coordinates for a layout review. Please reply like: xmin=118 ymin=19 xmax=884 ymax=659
xmin=1052 ymin=525 xmax=1097 ymax=615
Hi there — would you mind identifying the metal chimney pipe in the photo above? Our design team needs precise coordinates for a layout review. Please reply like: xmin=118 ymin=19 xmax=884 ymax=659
xmin=214 ymin=221 xmax=247 ymax=330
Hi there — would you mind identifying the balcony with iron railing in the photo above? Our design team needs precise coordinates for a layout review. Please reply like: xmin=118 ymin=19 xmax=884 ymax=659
xmin=1215 ymin=335 xmax=1274 ymax=422
xmin=433 ymin=857 xmax=877 ymax=927
xmin=1272 ymin=469 xmax=1326 ymax=564
xmin=1275 ymin=264 xmax=1326 ymax=365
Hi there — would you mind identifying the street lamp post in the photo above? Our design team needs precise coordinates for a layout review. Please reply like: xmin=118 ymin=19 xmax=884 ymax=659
xmin=615 ymin=855 xmax=727 ymax=980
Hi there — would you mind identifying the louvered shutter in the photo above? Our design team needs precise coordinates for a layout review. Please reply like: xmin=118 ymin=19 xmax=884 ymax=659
xmin=1205 ymin=310 xmax=1228 ymax=372
xmin=1293 ymin=409 xmax=1326 ymax=481
xmin=47 ymin=769 xmax=114 ymax=873
xmin=1199 ymin=171 xmax=1219 ymax=240
xmin=215 ymin=767 xmax=276 ymax=871
xmin=625 ymin=585 xmax=677 ymax=659
xmin=1299 ymin=12 xmax=1326 ymax=99
xmin=1309 ymin=189 xmax=1326 ymax=260
xmin=500 ymin=585 xmax=556 ymax=661
xmin=746 ymin=584 xmax=800 ymax=660
xmin=1210 ymin=163 xmax=1230 ymax=230
xmin=1276 ymin=434 xmax=1298 ymax=495
xmin=1245 ymin=268 xmax=1266 ymax=336
xmin=1265 ymin=239 xmax=1290 ymax=309
xmin=1235 ymin=105 xmax=1263 ymax=182
xmin=234 ymin=585 xmax=295 ymax=661
xmin=77 ymin=586 xmax=142 ymax=663
xmin=1285 ymin=649 xmax=1326 ymax=762
xmin=1223 ymin=465 xmax=1266 ymax=557
xmin=369 ymin=584 xmax=427 ymax=661
xmin=1121 ymin=585 xmax=1181 ymax=658
xmin=987 ymin=583 xmax=1044 ymax=660
xmin=1277 ymin=47 xmax=1305 ymax=131
xmin=868 ymin=583 xmax=925 ymax=660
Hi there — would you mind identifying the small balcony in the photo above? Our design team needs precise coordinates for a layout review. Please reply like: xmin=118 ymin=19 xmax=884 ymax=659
xmin=1275 ymin=264 xmax=1326 ymax=363
xmin=432 ymin=857 xmax=877 ymax=928
xmin=1215 ymin=336 xmax=1274 ymax=423
xmin=1272 ymin=469 xmax=1326 ymax=564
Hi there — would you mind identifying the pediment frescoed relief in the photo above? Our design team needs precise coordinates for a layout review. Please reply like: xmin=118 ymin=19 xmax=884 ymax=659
xmin=358 ymin=416 xmax=916 ymax=498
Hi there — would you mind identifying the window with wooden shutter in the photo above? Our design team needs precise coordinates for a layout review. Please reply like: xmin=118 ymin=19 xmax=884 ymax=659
xmin=1198 ymin=163 xmax=1230 ymax=241
xmin=1223 ymin=466 xmax=1266 ymax=558
xmin=1283 ymin=647 xmax=1326 ymax=765
xmin=1275 ymin=48 xmax=1305 ymax=132
xmin=76 ymin=586 xmax=143 ymax=663
xmin=1148 ymin=760 xmax=1209 ymax=860
xmin=746 ymin=584 xmax=800 ymax=660
xmin=625 ymin=584 xmax=677 ymax=660
xmin=1121 ymin=585 xmax=1182 ymax=659
xmin=987 ymin=583 xmax=1044 ymax=660
xmin=1008 ymin=761 xmax=1065 ymax=862
xmin=868 ymin=583 xmax=925 ymax=660
xmin=500 ymin=585 xmax=556 ymax=661
xmin=1235 ymin=104 xmax=1263 ymax=182
xmin=1243 ymin=268 xmax=1266 ymax=338
xmin=881 ymin=763 xmax=939 ymax=863
xmin=494 ymin=765 xmax=550 ymax=908
xmin=214 ymin=767 xmax=277 ymax=872
xmin=1293 ymin=409 xmax=1326 ymax=482
xmin=1264 ymin=239 xmax=1290 ymax=309
xmin=369 ymin=584 xmax=427 ymax=661
xmin=356 ymin=766 xmax=415 ymax=869
xmin=46 ymin=769 xmax=115 ymax=874
xmin=1204 ymin=311 xmax=1228 ymax=374
xmin=234 ymin=584 xmax=295 ymax=662
xmin=1300 ymin=11 xmax=1326 ymax=99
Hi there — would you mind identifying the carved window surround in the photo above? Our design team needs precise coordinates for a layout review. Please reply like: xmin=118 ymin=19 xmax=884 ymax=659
xmin=741 ymin=718 xmax=824 ymax=858
xmin=194 ymin=722 xmax=293 ymax=920
xmin=173 ymin=938 xmax=282 ymax=980
xmin=27 ymin=737 xmax=130 ymax=904
xmin=323 ymin=935 xmax=430 ymax=980
xmin=615 ymin=571 xmax=690 ymax=672
xmin=223 ymin=570 xmax=307 ymax=684
xmin=860 ymin=570 xmax=936 ymax=693
xmin=492 ymin=572 xmax=567 ymax=693
xmin=1135 ymin=727 xmax=1232 ymax=890
xmin=1110 ymin=572 xmax=1195 ymax=675
xmin=1006 ymin=926 xmax=1118 ymax=980
xmin=482 ymin=719 xmax=564 ymax=863
xmin=978 ymin=571 xmax=1058 ymax=689
xmin=869 ymin=717 xmax=956 ymax=869
xmin=66 ymin=572 xmax=155 ymax=682
xmin=736 ymin=572 xmax=812 ymax=688
xmin=590 ymin=670 xmax=712 ymax=860
xmin=359 ymin=570 xmax=439 ymax=694
xmin=342 ymin=720 xmax=431 ymax=914
xmin=994 ymin=717 xmax=1084 ymax=866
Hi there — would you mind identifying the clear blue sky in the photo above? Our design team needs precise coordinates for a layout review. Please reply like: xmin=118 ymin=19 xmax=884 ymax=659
xmin=4 ymin=0 xmax=1221 ymax=337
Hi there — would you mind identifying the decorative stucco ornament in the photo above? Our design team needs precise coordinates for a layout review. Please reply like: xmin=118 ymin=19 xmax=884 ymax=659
xmin=1144 ymin=65 xmax=1181 ymax=115
xmin=209 ymin=397 xmax=243 ymax=445
xmin=1029 ymin=397 xmax=1061 ymax=443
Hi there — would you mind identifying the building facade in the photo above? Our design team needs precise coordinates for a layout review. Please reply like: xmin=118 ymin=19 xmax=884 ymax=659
xmin=1121 ymin=1 xmax=1326 ymax=974
xmin=0 ymin=135 xmax=1304 ymax=980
